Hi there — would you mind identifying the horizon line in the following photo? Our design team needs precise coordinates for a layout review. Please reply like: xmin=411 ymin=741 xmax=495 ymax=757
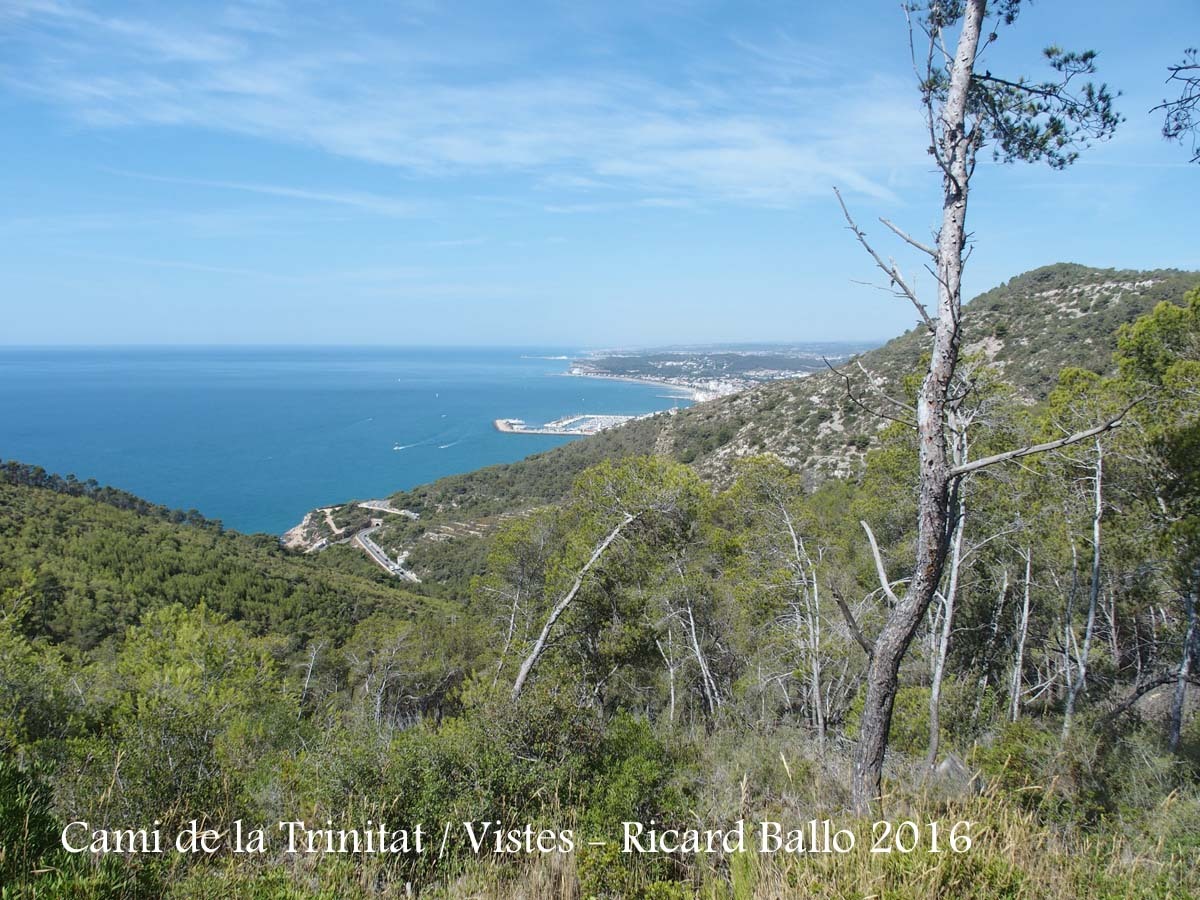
xmin=0 ymin=339 xmax=892 ymax=350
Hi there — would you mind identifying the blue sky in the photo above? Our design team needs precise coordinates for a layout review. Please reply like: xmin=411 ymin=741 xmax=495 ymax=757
xmin=1 ymin=0 xmax=1196 ymax=346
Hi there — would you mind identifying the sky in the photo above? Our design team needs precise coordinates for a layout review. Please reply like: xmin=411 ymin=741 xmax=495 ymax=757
xmin=0 ymin=0 xmax=1197 ymax=347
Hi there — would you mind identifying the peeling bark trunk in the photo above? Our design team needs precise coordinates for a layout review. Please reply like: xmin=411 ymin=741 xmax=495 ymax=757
xmin=850 ymin=0 xmax=984 ymax=815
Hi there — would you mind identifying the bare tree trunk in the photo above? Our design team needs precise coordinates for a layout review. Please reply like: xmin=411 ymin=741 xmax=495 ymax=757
xmin=1063 ymin=442 xmax=1103 ymax=741
xmin=1169 ymin=569 xmax=1198 ymax=752
xmin=1061 ymin=545 xmax=1080 ymax=702
xmin=1106 ymin=592 xmax=1120 ymax=669
xmin=493 ymin=587 xmax=524 ymax=686
xmin=779 ymin=501 xmax=826 ymax=742
xmin=373 ymin=674 xmax=385 ymax=726
xmin=807 ymin=577 xmax=826 ymax=744
xmin=686 ymin=601 xmax=720 ymax=715
xmin=1010 ymin=548 xmax=1033 ymax=722
xmin=298 ymin=640 xmax=326 ymax=719
xmin=928 ymin=492 xmax=966 ymax=768
xmin=655 ymin=629 xmax=679 ymax=724
xmin=851 ymin=0 xmax=984 ymax=815
xmin=971 ymin=569 xmax=1008 ymax=727
xmin=511 ymin=513 xmax=634 ymax=702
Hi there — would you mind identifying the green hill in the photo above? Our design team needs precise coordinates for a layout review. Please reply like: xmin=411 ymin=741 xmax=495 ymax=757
xmin=0 ymin=463 xmax=439 ymax=655
xmin=3 ymin=267 xmax=1198 ymax=900
xmin=659 ymin=263 xmax=1200 ymax=483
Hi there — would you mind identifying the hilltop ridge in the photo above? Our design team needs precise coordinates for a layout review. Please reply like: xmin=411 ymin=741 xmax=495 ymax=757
xmin=393 ymin=263 xmax=1198 ymax=509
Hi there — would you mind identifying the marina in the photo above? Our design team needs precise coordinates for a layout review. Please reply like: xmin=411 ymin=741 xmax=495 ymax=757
xmin=494 ymin=412 xmax=651 ymax=436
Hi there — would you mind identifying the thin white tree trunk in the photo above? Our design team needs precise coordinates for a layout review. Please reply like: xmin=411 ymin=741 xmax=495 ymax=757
xmin=298 ymin=640 xmax=325 ymax=719
xmin=492 ymin=586 xmax=524 ymax=687
xmin=1009 ymin=548 xmax=1033 ymax=722
xmin=511 ymin=513 xmax=634 ymax=701
xmin=972 ymin=569 xmax=1008 ymax=726
xmin=928 ymin=493 xmax=966 ymax=768
xmin=655 ymin=628 xmax=679 ymax=724
xmin=807 ymin=577 xmax=826 ymax=743
xmin=1063 ymin=442 xmax=1103 ymax=741
xmin=780 ymin=501 xmax=825 ymax=741
xmin=1169 ymin=571 xmax=1197 ymax=752
xmin=686 ymin=601 xmax=720 ymax=714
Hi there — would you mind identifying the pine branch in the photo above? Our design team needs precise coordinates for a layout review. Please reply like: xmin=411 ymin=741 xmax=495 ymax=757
xmin=948 ymin=398 xmax=1143 ymax=478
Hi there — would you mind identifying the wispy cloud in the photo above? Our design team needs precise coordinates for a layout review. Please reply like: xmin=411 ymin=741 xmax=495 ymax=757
xmin=69 ymin=252 xmax=302 ymax=281
xmin=2 ymin=1 xmax=929 ymax=207
xmin=102 ymin=168 xmax=421 ymax=216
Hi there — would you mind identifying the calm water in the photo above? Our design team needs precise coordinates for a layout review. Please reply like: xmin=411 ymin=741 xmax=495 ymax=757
xmin=0 ymin=347 xmax=691 ymax=534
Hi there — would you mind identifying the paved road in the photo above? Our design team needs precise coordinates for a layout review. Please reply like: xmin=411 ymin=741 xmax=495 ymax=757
xmin=354 ymin=527 xmax=421 ymax=582
xmin=358 ymin=500 xmax=420 ymax=520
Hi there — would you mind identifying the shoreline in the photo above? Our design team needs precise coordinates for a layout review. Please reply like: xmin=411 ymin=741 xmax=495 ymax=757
xmin=563 ymin=369 xmax=727 ymax=402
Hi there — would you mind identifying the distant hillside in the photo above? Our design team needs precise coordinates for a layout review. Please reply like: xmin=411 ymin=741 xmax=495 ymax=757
xmin=0 ymin=473 xmax=438 ymax=654
xmin=380 ymin=263 xmax=1198 ymax=521
xmin=656 ymin=264 xmax=1200 ymax=483
xmin=570 ymin=341 xmax=874 ymax=397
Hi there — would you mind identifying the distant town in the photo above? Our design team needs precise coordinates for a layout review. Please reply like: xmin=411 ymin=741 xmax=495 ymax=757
xmin=494 ymin=342 xmax=878 ymax=437
xmin=566 ymin=341 xmax=877 ymax=399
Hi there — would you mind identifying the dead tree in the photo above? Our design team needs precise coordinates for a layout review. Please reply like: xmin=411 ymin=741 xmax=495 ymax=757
xmin=837 ymin=0 xmax=1119 ymax=813
xmin=510 ymin=513 xmax=635 ymax=702
xmin=1009 ymin=547 xmax=1033 ymax=722
xmin=1153 ymin=48 xmax=1200 ymax=163
xmin=1169 ymin=567 xmax=1199 ymax=751
xmin=1062 ymin=440 xmax=1104 ymax=741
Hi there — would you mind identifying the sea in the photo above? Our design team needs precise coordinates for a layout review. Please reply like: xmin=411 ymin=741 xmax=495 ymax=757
xmin=0 ymin=347 xmax=692 ymax=535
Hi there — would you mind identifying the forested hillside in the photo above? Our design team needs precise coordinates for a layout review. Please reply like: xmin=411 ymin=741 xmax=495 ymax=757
xmin=3 ymin=280 xmax=1199 ymax=898
xmin=344 ymin=264 xmax=1200 ymax=589
xmin=0 ymin=465 xmax=446 ymax=652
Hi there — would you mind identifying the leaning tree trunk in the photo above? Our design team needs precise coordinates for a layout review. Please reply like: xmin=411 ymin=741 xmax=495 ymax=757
xmin=850 ymin=0 xmax=984 ymax=815
xmin=511 ymin=513 xmax=634 ymax=701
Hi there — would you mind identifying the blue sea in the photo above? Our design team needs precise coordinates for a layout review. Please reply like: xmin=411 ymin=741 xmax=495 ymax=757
xmin=0 ymin=347 xmax=691 ymax=534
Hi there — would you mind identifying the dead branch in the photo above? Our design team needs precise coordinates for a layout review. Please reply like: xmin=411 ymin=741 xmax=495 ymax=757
xmin=1099 ymin=672 xmax=1200 ymax=725
xmin=511 ymin=512 xmax=636 ymax=701
xmin=949 ymin=399 xmax=1143 ymax=478
xmin=834 ymin=187 xmax=935 ymax=332
xmin=855 ymin=360 xmax=917 ymax=414
xmin=823 ymin=357 xmax=917 ymax=429
xmin=880 ymin=217 xmax=936 ymax=257
xmin=832 ymin=585 xmax=873 ymax=657
xmin=861 ymin=519 xmax=900 ymax=607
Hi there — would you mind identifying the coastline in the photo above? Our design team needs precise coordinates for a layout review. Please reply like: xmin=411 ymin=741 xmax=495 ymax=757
xmin=563 ymin=369 xmax=728 ymax=402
